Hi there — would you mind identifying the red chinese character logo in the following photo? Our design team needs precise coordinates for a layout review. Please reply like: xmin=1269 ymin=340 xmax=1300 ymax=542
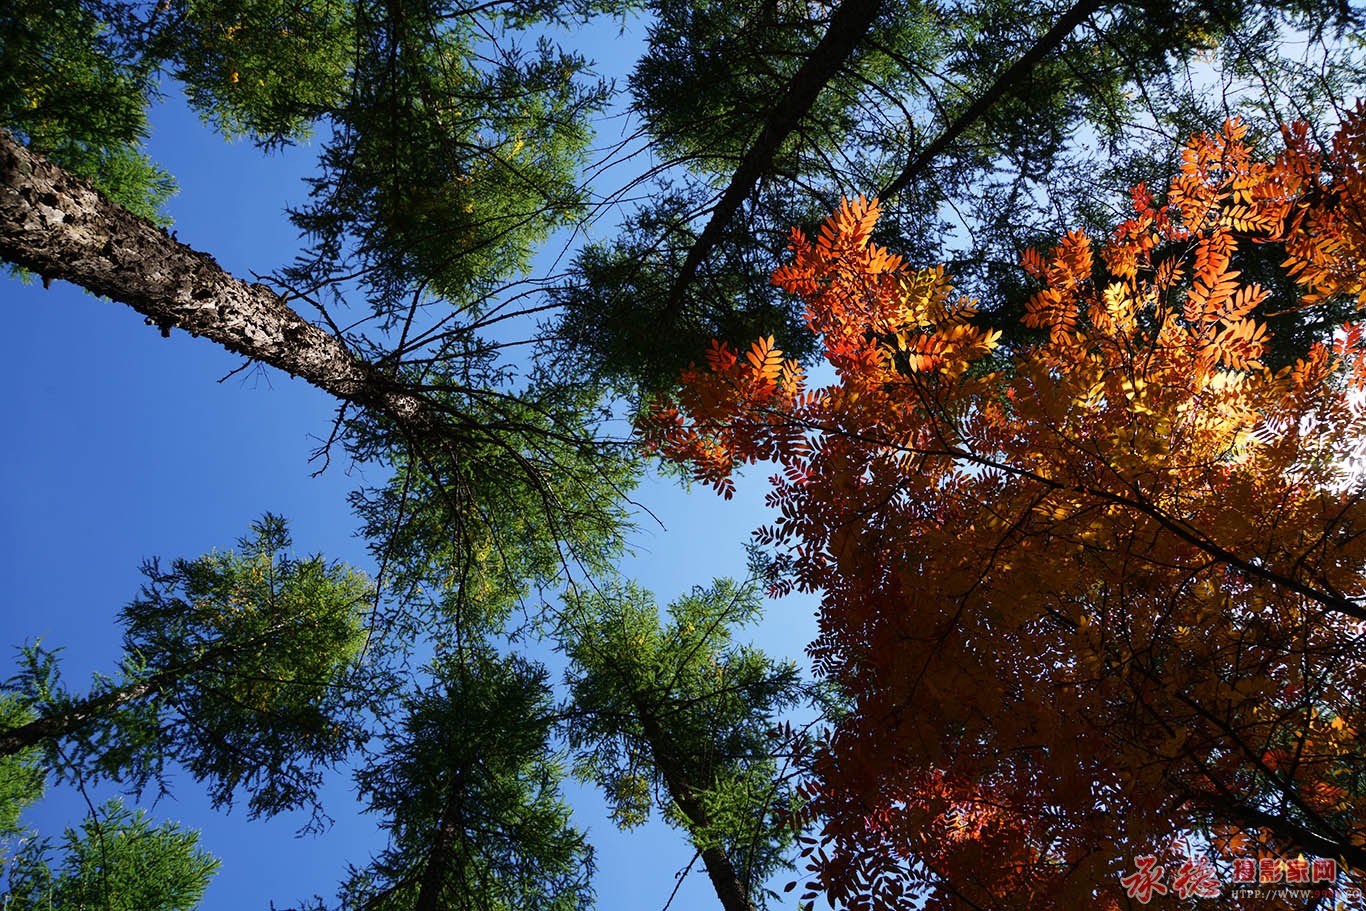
xmin=1311 ymin=857 xmax=1337 ymax=883
xmin=1259 ymin=857 xmax=1283 ymax=884
xmin=1285 ymin=858 xmax=1310 ymax=884
xmin=1171 ymin=858 xmax=1221 ymax=899
xmin=1232 ymin=858 xmax=1257 ymax=883
xmin=1121 ymin=856 xmax=1169 ymax=905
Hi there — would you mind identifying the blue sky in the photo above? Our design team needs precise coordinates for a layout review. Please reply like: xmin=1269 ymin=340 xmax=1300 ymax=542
xmin=0 ymin=46 xmax=821 ymax=911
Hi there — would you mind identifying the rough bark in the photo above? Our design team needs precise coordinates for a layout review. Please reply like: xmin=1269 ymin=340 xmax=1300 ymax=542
xmin=664 ymin=0 xmax=885 ymax=318
xmin=635 ymin=698 xmax=757 ymax=911
xmin=877 ymin=0 xmax=1109 ymax=202
xmin=0 ymin=131 xmax=435 ymax=431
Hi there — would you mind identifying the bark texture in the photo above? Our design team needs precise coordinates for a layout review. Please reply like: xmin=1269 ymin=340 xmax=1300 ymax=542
xmin=0 ymin=131 xmax=433 ymax=430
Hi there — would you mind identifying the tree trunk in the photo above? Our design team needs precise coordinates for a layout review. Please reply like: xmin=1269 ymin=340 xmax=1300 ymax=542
xmin=635 ymin=700 xmax=757 ymax=911
xmin=0 ymin=677 xmax=161 ymax=758
xmin=0 ymin=131 xmax=434 ymax=431
xmin=0 ymin=625 xmax=299 ymax=758
xmin=665 ymin=0 xmax=885 ymax=315
xmin=413 ymin=776 xmax=465 ymax=911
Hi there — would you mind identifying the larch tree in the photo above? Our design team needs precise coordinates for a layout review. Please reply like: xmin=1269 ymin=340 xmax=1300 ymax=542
xmin=0 ymin=706 xmax=217 ymax=911
xmin=560 ymin=578 xmax=810 ymax=911
xmin=642 ymin=111 xmax=1366 ymax=908
xmin=549 ymin=0 xmax=1364 ymax=391
xmin=2 ymin=3 xmax=646 ymax=893
xmin=0 ymin=0 xmax=644 ymax=620
xmin=0 ymin=1 xmax=1359 ymax=628
xmin=1 ymin=515 xmax=376 ymax=825
xmin=2 ymin=1 xmax=1360 ymax=413
xmin=0 ymin=696 xmax=43 ymax=837
xmin=1 ymin=799 xmax=219 ymax=911
xmin=323 ymin=648 xmax=594 ymax=911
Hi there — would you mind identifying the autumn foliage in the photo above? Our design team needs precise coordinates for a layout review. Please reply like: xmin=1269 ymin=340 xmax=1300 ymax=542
xmin=641 ymin=109 xmax=1366 ymax=908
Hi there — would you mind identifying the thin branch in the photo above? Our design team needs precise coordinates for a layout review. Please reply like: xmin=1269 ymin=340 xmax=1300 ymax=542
xmin=877 ymin=0 xmax=1109 ymax=203
xmin=663 ymin=0 xmax=886 ymax=320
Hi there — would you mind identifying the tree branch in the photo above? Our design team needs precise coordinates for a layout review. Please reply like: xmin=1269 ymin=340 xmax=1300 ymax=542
xmin=664 ymin=0 xmax=885 ymax=319
xmin=877 ymin=0 xmax=1109 ymax=203
xmin=0 ymin=131 xmax=436 ymax=433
